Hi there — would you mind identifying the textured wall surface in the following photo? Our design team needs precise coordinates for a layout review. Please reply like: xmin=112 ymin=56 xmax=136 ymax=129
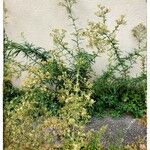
xmin=4 ymin=0 xmax=146 ymax=85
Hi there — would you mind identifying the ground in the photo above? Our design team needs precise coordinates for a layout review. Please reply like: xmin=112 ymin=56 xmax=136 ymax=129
xmin=85 ymin=115 xmax=146 ymax=147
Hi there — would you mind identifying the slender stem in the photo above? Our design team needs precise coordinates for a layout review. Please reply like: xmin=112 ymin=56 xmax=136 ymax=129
xmin=65 ymin=1 xmax=81 ymax=52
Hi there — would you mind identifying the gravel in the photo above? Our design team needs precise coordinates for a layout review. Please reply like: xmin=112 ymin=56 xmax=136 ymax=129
xmin=85 ymin=115 xmax=146 ymax=146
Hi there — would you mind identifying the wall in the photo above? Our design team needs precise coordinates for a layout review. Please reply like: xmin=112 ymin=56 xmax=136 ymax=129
xmin=4 ymin=0 xmax=147 ymax=86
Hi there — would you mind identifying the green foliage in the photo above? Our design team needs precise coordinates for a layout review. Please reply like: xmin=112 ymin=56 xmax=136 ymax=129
xmin=4 ymin=16 xmax=104 ymax=150
xmin=91 ymin=18 xmax=147 ymax=117
xmin=4 ymin=100 xmax=53 ymax=150
xmin=4 ymin=34 xmax=49 ymax=63
xmin=54 ymin=0 xmax=103 ymax=80
xmin=4 ymin=60 xmax=105 ymax=149
xmin=85 ymin=127 xmax=106 ymax=150
xmin=3 ymin=80 xmax=23 ymax=102
xmin=4 ymin=1 xmax=147 ymax=149
xmin=4 ymin=36 xmax=23 ymax=103
xmin=93 ymin=74 xmax=146 ymax=117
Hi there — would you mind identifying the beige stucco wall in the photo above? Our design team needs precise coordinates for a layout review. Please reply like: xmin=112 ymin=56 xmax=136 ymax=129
xmin=4 ymin=0 xmax=146 ymax=86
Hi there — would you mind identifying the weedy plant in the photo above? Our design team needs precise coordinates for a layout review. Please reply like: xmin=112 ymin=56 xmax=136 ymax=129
xmin=4 ymin=0 xmax=106 ymax=149
xmin=92 ymin=22 xmax=146 ymax=117
xmin=87 ymin=5 xmax=147 ymax=117
xmin=4 ymin=34 xmax=24 ymax=103
xmin=4 ymin=0 xmax=147 ymax=149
